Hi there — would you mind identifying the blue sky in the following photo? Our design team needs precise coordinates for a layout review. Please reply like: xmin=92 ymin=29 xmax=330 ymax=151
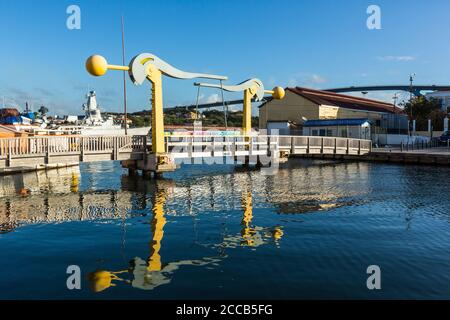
xmin=1 ymin=0 xmax=450 ymax=115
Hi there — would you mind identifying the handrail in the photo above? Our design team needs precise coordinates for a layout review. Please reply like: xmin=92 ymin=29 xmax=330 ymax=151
xmin=0 ymin=134 xmax=372 ymax=158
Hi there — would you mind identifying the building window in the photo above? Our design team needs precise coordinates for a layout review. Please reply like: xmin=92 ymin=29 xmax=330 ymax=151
xmin=341 ymin=128 xmax=348 ymax=137
xmin=319 ymin=129 xmax=326 ymax=136
xmin=312 ymin=129 xmax=318 ymax=136
xmin=326 ymin=129 xmax=333 ymax=136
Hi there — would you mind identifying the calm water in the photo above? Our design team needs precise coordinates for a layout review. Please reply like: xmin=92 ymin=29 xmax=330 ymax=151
xmin=0 ymin=159 xmax=449 ymax=299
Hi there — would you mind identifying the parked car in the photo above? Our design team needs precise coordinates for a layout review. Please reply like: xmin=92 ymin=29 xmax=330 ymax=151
xmin=439 ymin=131 xmax=450 ymax=142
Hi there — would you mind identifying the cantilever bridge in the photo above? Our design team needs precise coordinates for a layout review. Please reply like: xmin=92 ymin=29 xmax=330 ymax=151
xmin=0 ymin=134 xmax=372 ymax=175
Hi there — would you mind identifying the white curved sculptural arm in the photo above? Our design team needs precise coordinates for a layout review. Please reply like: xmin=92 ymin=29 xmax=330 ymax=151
xmin=194 ymin=79 xmax=265 ymax=101
xmin=129 ymin=53 xmax=228 ymax=85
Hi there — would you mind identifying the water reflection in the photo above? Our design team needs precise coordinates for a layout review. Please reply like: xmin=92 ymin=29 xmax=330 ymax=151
xmin=1 ymin=160 xmax=450 ymax=299
xmin=88 ymin=174 xmax=285 ymax=293
xmin=219 ymin=185 xmax=284 ymax=249
xmin=0 ymin=167 xmax=132 ymax=233
xmin=0 ymin=161 xmax=366 ymax=234
xmin=0 ymin=161 xmax=374 ymax=293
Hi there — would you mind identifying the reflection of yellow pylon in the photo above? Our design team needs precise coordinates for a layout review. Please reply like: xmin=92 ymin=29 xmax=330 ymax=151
xmin=239 ymin=187 xmax=284 ymax=247
xmin=88 ymin=270 xmax=128 ymax=293
xmin=272 ymin=226 xmax=284 ymax=242
xmin=87 ymin=183 xmax=169 ymax=292
xmin=241 ymin=190 xmax=256 ymax=246
xmin=70 ymin=172 xmax=79 ymax=193
xmin=148 ymin=187 xmax=167 ymax=271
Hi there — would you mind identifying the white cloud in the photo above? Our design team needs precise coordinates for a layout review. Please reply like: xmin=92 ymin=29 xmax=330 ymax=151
xmin=287 ymin=78 xmax=298 ymax=87
xmin=206 ymin=93 xmax=220 ymax=103
xmin=311 ymin=74 xmax=327 ymax=84
xmin=377 ymin=56 xmax=415 ymax=62
xmin=286 ymin=73 xmax=328 ymax=88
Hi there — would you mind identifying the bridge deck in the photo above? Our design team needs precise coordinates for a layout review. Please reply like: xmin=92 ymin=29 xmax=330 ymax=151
xmin=0 ymin=134 xmax=372 ymax=171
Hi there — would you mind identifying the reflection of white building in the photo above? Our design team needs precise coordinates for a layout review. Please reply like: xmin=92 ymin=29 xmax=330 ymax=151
xmin=425 ymin=90 xmax=450 ymax=113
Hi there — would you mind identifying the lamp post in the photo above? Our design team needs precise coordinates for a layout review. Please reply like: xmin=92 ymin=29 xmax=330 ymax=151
xmin=392 ymin=92 xmax=399 ymax=110
xmin=409 ymin=73 xmax=415 ymax=118
xmin=121 ymin=16 xmax=128 ymax=135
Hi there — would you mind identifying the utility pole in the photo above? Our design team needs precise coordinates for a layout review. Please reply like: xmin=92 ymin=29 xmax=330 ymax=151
xmin=121 ymin=15 xmax=128 ymax=135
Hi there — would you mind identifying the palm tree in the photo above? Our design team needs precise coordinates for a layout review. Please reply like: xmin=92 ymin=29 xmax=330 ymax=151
xmin=38 ymin=106 xmax=48 ymax=118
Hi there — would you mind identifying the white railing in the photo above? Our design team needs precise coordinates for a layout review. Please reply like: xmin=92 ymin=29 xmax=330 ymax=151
xmin=0 ymin=134 xmax=372 ymax=160
xmin=0 ymin=135 xmax=146 ymax=158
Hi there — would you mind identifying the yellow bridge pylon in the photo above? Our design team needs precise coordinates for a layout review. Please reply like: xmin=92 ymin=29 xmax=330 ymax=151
xmin=85 ymin=53 xmax=285 ymax=172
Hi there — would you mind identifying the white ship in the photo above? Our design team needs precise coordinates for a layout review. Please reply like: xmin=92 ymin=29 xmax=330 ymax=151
xmin=82 ymin=90 xmax=118 ymax=128
xmin=7 ymin=91 xmax=150 ymax=136
xmin=72 ymin=91 xmax=148 ymax=135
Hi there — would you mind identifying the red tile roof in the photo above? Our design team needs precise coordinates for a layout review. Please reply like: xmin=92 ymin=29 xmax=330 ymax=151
xmin=286 ymin=87 xmax=404 ymax=114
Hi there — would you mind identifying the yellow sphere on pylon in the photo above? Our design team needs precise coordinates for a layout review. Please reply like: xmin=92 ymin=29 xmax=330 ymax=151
xmin=272 ymin=87 xmax=285 ymax=100
xmin=86 ymin=55 xmax=108 ymax=76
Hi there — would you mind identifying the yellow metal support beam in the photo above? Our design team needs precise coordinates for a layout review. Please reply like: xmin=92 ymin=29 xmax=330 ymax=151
xmin=146 ymin=64 xmax=165 ymax=154
xmin=243 ymin=88 xmax=253 ymax=136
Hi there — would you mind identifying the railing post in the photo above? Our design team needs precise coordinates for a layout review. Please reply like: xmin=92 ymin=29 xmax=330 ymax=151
xmin=358 ymin=139 xmax=361 ymax=155
xmin=144 ymin=134 xmax=149 ymax=157
xmin=306 ymin=137 xmax=310 ymax=154
xmin=321 ymin=137 xmax=324 ymax=154
xmin=113 ymin=136 xmax=118 ymax=161
xmin=80 ymin=137 xmax=84 ymax=161
xmin=45 ymin=137 xmax=50 ymax=164
xmin=188 ymin=136 xmax=193 ymax=158
xmin=7 ymin=139 xmax=12 ymax=167
xmin=346 ymin=139 xmax=349 ymax=154
xmin=290 ymin=136 xmax=294 ymax=154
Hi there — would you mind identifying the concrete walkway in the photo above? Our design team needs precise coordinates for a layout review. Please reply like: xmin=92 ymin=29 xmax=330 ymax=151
xmin=373 ymin=147 xmax=450 ymax=156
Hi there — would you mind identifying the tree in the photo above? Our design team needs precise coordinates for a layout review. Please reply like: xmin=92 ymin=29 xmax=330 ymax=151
xmin=401 ymin=96 xmax=447 ymax=131
xmin=38 ymin=106 xmax=49 ymax=117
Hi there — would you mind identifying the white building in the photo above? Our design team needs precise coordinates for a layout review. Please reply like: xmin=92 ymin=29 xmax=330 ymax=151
xmin=425 ymin=90 xmax=450 ymax=113
xmin=302 ymin=118 xmax=372 ymax=140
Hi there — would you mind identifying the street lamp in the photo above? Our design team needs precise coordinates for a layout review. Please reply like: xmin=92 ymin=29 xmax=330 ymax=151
xmin=409 ymin=73 xmax=416 ymax=118
xmin=392 ymin=92 xmax=399 ymax=109
xmin=392 ymin=92 xmax=402 ymax=134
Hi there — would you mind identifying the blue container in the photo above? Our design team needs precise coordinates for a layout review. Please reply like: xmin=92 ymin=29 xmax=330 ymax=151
xmin=22 ymin=112 xmax=35 ymax=120
xmin=1 ymin=116 xmax=22 ymax=124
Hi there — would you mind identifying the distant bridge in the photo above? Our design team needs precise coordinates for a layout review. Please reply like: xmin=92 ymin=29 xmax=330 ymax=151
xmin=325 ymin=85 xmax=450 ymax=97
